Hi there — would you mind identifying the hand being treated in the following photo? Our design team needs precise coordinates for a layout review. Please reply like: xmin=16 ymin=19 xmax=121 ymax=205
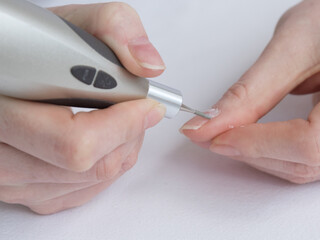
xmin=181 ymin=0 xmax=320 ymax=184
xmin=0 ymin=3 xmax=166 ymax=214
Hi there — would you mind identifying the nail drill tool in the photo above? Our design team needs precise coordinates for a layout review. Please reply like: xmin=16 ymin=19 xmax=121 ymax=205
xmin=0 ymin=0 xmax=211 ymax=119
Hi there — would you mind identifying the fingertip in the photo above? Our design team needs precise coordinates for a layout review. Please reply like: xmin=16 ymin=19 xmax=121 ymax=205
xmin=180 ymin=116 xmax=210 ymax=132
xmin=127 ymin=36 xmax=166 ymax=77
xmin=179 ymin=108 xmax=221 ymax=141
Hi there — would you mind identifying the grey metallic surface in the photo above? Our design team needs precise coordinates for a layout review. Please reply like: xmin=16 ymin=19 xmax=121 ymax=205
xmin=147 ymin=80 xmax=183 ymax=118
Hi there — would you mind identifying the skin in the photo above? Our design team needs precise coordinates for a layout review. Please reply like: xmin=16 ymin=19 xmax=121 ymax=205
xmin=3 ymin=0 xmax=318 ymax=214
xmin=181 ymin=0 xmax=320 ymax=184
xmin=0 ymin=3 xmax=166 ymax=214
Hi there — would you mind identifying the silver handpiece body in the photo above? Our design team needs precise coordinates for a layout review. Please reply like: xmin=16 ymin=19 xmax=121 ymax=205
xmin=0 ymin=0 xmax=183 ymax=118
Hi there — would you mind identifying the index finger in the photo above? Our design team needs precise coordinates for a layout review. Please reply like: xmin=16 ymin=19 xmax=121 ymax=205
xmin=181 ymin=0 xmax=320 ymax=143
xmin=0 ymin=96 xmax=165 ymax=171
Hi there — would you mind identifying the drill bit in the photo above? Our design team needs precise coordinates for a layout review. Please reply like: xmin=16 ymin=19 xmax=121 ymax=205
xmin=180 ymin=104 xmax=211 ymax=119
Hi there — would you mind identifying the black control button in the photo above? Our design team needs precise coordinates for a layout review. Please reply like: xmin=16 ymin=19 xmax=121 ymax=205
xmin=71 ymin=66 xmax=96 ymax=85
xmin=93 ymin=71 xmax=117 ymax=89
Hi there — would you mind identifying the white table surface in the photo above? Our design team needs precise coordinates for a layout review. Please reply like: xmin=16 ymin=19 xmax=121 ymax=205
xmin=2 ymin=0 xmax=318 ymax=239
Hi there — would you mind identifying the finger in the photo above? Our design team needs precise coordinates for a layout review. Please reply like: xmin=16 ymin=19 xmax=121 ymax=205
xmin=95 ymin=133 xmax=144 ymax=181
xmin=0 ymin=182 xmax=97 ymax=205
xmin=209 ymin=101 xmax=320 ymax=165
xmin=248 ymin=164 xmax=319 ymax=184
xmin=0 ymin=135 xmax=144 ymax=184
xmin=0 ymin=136 xmax=144 ymax=208
xmin=27 ymin=147 xmax=139 ymax=214
xmin=0 ymin=97 xmax=164 ymax=172
xmin=28 ymin=173 xmax=124 ymax=215
xmin=229 ymin=155 xmax=320 ymax=179
xmin=181 ymin=1 xmax=320 ymax=142
xmin=50 ymin=3 xmax=165 ymax=77
xmin=209 ymin=117 xmax=320 ymax=166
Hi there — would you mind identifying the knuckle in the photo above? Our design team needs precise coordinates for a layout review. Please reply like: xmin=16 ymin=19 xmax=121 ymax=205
xmin=275 ymin=8 xmax=294 ymax=32
xmin=95 ymin=158 xmax=120 ymax=181
xmin=121 ymin=153 xmax=138 ymax=173
xmin=225 ymin=81 xmax=249 ymax=102
xmin=100 ymin=2 xmax=138 ymax=26
xmin=275 ymin=3 xmax=307 ymax=35
xmin=96 ymin=2 xmax=141 ymax=43
xmin=121 ymin=161 xmax=134 ymax=173
xmin=55 ymin=129 xmax=96 ymax=172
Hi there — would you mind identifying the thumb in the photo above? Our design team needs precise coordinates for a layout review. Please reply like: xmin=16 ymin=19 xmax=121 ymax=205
xmin=50 ymin=3 xmax=165 ymax=78
xmin=181 ymin=2 xmax=320 ymax=142
xmin=0 ymin=96 xmax=166 ymax=172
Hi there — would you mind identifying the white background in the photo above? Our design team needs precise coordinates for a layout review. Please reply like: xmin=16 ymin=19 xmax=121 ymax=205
xmin=2 ymin=0 xmax=318 ymax=239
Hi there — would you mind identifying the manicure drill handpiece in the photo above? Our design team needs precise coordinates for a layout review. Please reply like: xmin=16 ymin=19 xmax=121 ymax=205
xmin=0 ymin=0 xmax=211 ymax=119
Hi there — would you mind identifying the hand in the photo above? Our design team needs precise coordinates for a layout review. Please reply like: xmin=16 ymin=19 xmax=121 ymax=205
xmin=181 ymin=0 xmax=320 ymax=184
xmin=0 ymin=3 xmax=166 ymax=214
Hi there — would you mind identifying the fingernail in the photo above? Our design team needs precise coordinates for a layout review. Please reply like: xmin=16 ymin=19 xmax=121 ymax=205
xmin=144 ymin=103 xmax=166 ymax=129
xmin=128 ymin=37 xmax=166 ymax=70
xmin=209 ymin=144 xmax=241 ymax=156
xmin=179 ymin=108 xmax=220 ymax=132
